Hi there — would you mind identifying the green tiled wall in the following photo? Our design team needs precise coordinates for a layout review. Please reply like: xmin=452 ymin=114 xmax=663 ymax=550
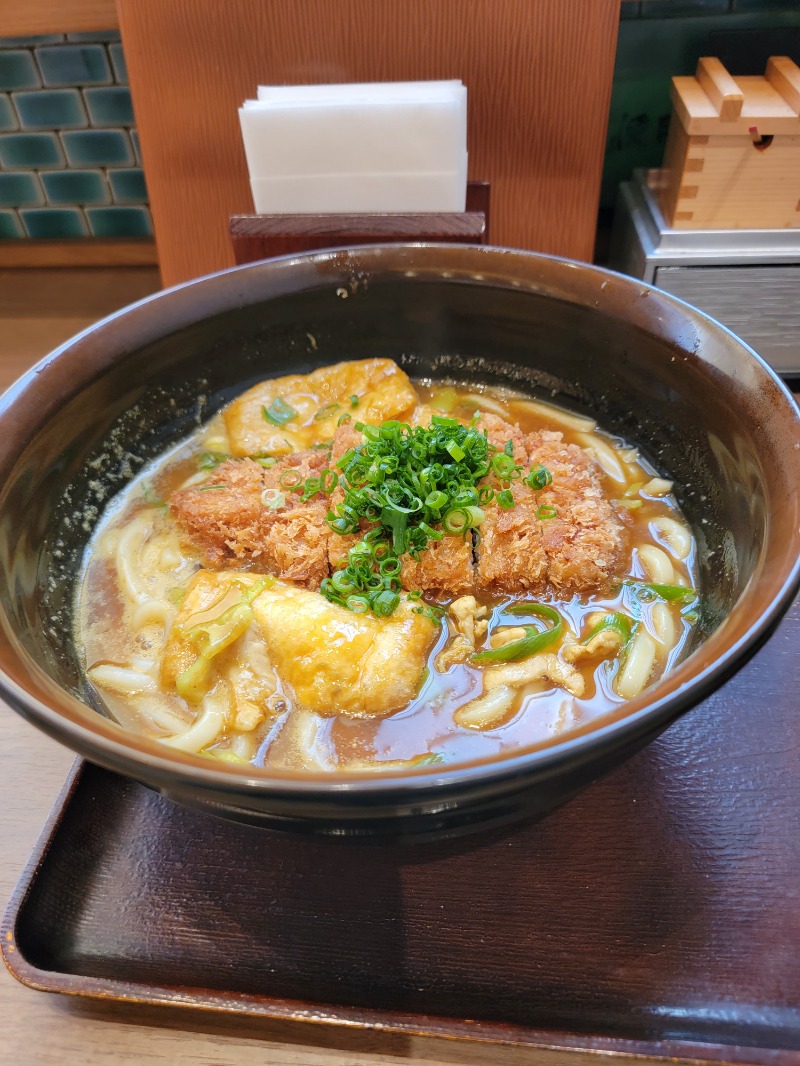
xmin=0 ymin=31 xmax=150 ymax=239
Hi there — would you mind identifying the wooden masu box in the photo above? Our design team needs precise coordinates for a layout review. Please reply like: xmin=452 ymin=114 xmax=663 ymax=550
xmin=659 ymin=56 xmax=800 ymax=230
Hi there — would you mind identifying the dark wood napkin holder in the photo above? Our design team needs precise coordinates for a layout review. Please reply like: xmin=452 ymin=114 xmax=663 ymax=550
xmin=229 ymin=181 xmax=490 ymax=264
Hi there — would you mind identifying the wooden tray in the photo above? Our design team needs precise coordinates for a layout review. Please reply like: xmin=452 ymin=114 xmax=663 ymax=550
xmin=3 ymin=599 xmax=799 ymax=1065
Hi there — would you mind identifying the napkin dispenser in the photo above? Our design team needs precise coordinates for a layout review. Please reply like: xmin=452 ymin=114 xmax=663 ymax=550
xmin=238 ymin=80 xmax=468 ymax=214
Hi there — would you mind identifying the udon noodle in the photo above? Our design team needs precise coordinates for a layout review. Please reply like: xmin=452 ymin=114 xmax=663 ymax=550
xmin=78 ymin=359 xmax=699 ymax=772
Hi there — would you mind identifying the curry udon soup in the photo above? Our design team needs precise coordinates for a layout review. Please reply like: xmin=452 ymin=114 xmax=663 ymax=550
xmin=78 ymin=358 xmax=699 ymax=772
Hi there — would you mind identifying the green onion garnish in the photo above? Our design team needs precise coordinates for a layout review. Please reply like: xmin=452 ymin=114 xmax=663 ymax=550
xmin=350 ymin=395 xmax=359 ymax=407
xmin=625 ymin=581 xmax=697 ymax=603
xmin=536 ymin=505 xmax=558 ymax=520
xmin=491 ymin=453 xmax=519 ymax=480
xmin=314 ymin=403 xmax=340 ymax=421
xmin=524 ymin=464 xmax=553 ymax=490
xmin=278 ymin=469 xmax=303 ymax=489
xmin=321 ymin=415 xmax=497 ymax=616
xmin=255 ymin=456 xmax=277 ymax=468
xmin=261 ymin=488 xmax=285 ymax=510
xmin=197 ymin=451 xmax=229 ymax=470
xmin=496 ymin=489 xmax=515 ymax=509
xmin=582 ymin=612 xmax=632 ymax=646
xmin=262 ymin=397 xmax=298 ymax=426
xmin=471 ymin=603 xmax=563 ymax=664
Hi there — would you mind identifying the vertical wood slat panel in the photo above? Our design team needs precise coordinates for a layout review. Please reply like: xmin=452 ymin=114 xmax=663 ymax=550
xmin=117 ymin=0 xmax=619 ymax=287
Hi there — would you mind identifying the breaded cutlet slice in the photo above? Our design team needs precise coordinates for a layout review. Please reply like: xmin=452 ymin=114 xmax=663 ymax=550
xmin=475 ymin=426 xmax=627 ymax=596
xmin=169 ymin=453 xmax=331 ymax=587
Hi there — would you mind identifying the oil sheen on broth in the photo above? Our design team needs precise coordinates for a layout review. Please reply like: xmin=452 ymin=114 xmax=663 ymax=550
xmin=78 ymin=359 xmax=699 ymax=773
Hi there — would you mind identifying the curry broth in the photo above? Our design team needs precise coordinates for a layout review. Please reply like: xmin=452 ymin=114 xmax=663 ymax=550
xmin=78 ymin=373 xmax=698 ymax=772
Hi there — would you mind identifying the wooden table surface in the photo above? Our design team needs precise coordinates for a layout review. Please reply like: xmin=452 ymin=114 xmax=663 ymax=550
xmin=0 ymin=268 xmax=795 ymax=1066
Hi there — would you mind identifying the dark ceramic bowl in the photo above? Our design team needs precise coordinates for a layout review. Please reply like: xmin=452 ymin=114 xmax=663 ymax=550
xmin=0 ymin=244 xmax=798 ymax=840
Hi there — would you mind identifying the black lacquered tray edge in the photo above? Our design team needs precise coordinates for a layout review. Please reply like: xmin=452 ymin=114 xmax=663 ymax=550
xmin=3 ymin=759 xmax=799 ymax=1066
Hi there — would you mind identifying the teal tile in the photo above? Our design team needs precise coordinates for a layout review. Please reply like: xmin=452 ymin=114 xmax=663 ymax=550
xmin=83 ymin=85 xmax=133 ymax=126
xmin=0 ymin=210 xmax=24 ymax=238
xmin=621 ymin=1 xmax=643 ymax=15
xmin=0 ymin=172 xmax=44 ymax=207
xmin=61 ymin=128 xmax=132 ymax=166
xmin=130 ymin=128 xmax=141 ymax=164
xmin=20 ymin=207 xmax=88 ymax=237
xmin=0 ymin=51 xmax=41 ymax=91
xmin=41 ymin=169 xmax=110 ymax=205
xmin=86 ymin=205 xmax=152 ymax=237
xmin=109 ymin=42 xmax=127 ymax=84
xmin=36 ymin=45 xmax=111 ymax=87
xmin=13 ymin=89 xmax=87 ymax=129
xmin=66 ymin=32 xmax=120 ymax=43
xmin=0 ymin=94 xmax=18 ymax=131
xmin=108 ymin=167 xmax=147 ymax=203
xmin=0 ymin=36 xmax=64 ymax=48
xmin=0 ymin=132 xmax=64 ymax=168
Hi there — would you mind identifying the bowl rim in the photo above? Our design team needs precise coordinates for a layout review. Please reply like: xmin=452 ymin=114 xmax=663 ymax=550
xmin=1 ymin=242 xmax=798 ymax=801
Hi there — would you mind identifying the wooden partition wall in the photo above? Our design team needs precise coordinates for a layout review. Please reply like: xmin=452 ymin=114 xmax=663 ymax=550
xmin=117 ymin=0 xmax=620 ymax=287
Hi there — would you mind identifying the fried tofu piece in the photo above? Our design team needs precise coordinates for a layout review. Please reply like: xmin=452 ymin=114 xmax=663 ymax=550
xmin=400 ymin=534 xmax=474 ymax=597
xmin=161 ymin=570 xmax=280 ymax=722
xmin=252 ymin=583 xmax=437 ymax=718
xmin=224 ymin=358 xmax=418 ymax=457
xmin=160 ymin=569 xmax=264 ymax=690
xmin=170 ymin=456 xmax=331 ymax=587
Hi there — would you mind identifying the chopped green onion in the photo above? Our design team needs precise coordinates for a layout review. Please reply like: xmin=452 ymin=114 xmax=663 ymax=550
xmin=372 ymin=590 xmax=400 ymax=617
xmin=278 ymin=468 xmax=303 ymax=489
xmin=255 ymin=456 xmax=277 ymax=468
xmin=261 ymin=488 xmax=285 ymax=510
xmin=626 ymin=581 xmax=697 ymax=603
xmin=472 ymin=603 xmax=563 ymax=664
xmin=407 ymin=589 xmax=422 ymax=601
xmin=346 ymin=595 xmax=370 ymax=613
xmin=410 ymin=752 xmax=445 ymax=766
xmin=524 ymin=464 xmax=553 ymax=490
xmin=491 ymin=453 xmax=518 ymax=480
xmin=197 ymin=451 xmax=229 ymax=470
xmin=166 ymin=587 xmax=186 ymax=606
xmin=301 ymin=476 xmax=321 ymax=501
xmin=350 ymin=395 xmax=359 ymax=407
xmin=314 ymin=403 xmax=340 ymax=421
xmin=443 ymin=507 xmax=470 ymax=534
xmin=582 ymin=612 xmax=632 ymax=646
xmin=262 ymin=397 xmax=298 ymax=426
xmin=496 ymin=489 xmax=515 ymax=509
xmin=425 ymin=490 xmax=448 ymax=511
xmin=536 ymin=505 xmax=558 ymax=520
xmin=319 ymin=468 xmax=338 ymax=494
xmin=176 ymin=577 xmax=272 ymax=701
xmin=446 ymin=440 xmax=466 ymax=461
xmin=337 ymin=413 xmax=352 ymax=427
xmin=503 ymin=440 xmax=515 ymax=457
xmin=198 ymin=484 xmax=225 ymax=492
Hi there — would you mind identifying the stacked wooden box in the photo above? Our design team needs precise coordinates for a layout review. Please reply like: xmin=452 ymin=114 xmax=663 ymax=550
xmin=659 ymin=56 xmax=800 ymax=230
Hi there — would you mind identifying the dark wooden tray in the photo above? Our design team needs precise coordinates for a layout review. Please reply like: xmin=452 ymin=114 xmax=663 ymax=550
xmin=3 ymin=599 xmax=800 ymax=1065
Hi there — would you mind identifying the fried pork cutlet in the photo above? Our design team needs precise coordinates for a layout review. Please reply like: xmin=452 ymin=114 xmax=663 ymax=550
xmin=170 ymin=452 xmax=332 ymax=587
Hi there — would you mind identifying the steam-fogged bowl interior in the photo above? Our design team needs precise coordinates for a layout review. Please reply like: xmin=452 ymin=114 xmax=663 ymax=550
xmin=0 ymin=244 xmax=797 ymax=840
